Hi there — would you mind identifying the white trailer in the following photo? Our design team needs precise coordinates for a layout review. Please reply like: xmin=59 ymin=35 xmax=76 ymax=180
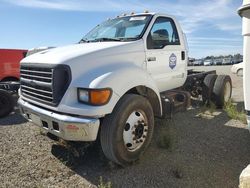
xmin=238 ymin=1 xmax=250 ymax=130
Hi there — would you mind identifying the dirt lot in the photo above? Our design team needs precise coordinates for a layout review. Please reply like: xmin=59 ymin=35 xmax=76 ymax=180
xmin=0 ymin=65 xmax=249 ymax=188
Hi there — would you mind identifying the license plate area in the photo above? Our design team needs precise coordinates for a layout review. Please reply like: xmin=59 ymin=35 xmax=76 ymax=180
xmin=30 ymin=113 xmax=42 ymax=126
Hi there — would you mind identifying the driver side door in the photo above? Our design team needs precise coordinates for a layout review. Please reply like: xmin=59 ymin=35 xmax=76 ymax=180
xmin=146 ymin=17 xmax=184 ymax=92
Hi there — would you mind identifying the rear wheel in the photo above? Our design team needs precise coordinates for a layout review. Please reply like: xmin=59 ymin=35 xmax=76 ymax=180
xmin=100 ymin=94 xmax=154 ymax=166
xmin=0 ymin=90 xmax=15 ymax=118
xmin=212 ymin=75 xmax=232 ymax=108
xmin=202 ymin=74 xmax=217 ymax=105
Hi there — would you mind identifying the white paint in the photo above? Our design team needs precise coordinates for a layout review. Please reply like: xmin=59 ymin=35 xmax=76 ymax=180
xmin=19 ymin=13 xmax=187 ymax=118
xmin=239 ymin=1 xmax=250 ymax=129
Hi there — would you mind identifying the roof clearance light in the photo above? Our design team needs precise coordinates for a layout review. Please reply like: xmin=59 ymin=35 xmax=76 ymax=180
xmin=144 ymin=10 xmax=149 ymax=13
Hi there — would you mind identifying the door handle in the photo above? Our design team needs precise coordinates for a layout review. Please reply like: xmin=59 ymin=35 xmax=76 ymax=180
xmin=147 ymin=57 xmax=156 ymax=62
xmin=181 ymin=51 xmax=185 ymax=60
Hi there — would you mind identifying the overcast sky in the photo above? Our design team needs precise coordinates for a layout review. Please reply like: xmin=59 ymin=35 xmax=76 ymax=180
xmin=0 ymin=0 xmax=243 ymax=58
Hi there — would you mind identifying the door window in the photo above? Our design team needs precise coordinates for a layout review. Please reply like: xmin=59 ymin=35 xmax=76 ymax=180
xmin=147 ymin=17 xmax=180 ymax=49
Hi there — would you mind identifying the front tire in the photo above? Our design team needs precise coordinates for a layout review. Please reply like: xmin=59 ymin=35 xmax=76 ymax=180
xmin=100 ymin=94 xmax=154 ymax=166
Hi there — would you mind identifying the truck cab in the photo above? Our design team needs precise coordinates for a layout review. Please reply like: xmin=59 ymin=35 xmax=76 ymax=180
xmin=18 ymin=12 xmax=231 ymax=166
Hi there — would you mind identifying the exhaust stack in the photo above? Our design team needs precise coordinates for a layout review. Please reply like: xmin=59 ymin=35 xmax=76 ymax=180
xmin=238 ymin=0 xmax=250 ymax=129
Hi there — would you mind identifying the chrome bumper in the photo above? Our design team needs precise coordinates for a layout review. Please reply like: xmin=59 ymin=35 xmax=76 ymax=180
xmin=18 ymin=98 xmax=100 ymax=141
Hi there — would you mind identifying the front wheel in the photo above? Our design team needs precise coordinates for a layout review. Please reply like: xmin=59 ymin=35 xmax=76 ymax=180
xmin=100 ymin=94 xmax=154 ymax=166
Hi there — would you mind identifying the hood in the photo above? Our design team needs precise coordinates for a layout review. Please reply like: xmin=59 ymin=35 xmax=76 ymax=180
xmin=21 ymin=41 xmax=143 ymax=64
xmin=26 ymin=46 xmax=55 ymax=57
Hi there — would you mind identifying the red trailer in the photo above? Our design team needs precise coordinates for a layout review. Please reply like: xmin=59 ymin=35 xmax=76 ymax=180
xmin=0 ymin=49 xmax=27 ymax=82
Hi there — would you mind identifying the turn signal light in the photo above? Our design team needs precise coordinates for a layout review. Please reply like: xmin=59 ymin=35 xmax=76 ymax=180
xmin=90 ymin=89 xmax=112 ymax=105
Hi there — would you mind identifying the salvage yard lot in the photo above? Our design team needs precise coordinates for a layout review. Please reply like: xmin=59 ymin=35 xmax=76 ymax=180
xmin=0 ymin=65 xmax=249 ymax=188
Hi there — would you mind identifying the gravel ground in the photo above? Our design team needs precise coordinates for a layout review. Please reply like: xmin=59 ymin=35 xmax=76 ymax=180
xmin=1 ymin=65 xmax=249 ymax=188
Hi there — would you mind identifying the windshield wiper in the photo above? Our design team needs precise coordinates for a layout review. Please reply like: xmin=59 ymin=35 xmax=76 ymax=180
xmin=78 ymin=38 xmax=90 ymax=43
xmin=92 ymin=37 xmax=122 ymax=42
xmin=79 ymin=37 xmax=137 ymax=43
xmin=117 ymin=37 xmax=137 ymax=41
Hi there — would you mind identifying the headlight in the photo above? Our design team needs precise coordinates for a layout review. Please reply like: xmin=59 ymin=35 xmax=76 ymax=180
xmin=77 ymin=88 xmax=112 ymax=106
xmin=78 ymin=89 xmax=89 ymax=102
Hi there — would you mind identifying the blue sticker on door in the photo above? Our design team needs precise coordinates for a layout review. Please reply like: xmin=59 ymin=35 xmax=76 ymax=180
xmin=169 ymin=53 xmax=177 ymax=69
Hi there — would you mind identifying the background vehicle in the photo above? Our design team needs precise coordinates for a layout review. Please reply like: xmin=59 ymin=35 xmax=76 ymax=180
xmin=232 ymin=54 xmax=243 ymax=64
xmin=0 ymin=49 xmax=27 ymax=82
xmin=213 ymin=58 xmax=223 ymax=65
xmin=238 ymin=0 xmax=250 ymax=131
xmin=193 ymin=59 xmax=203 ymax=66
xmin=222 ymin=57 xmax=233 ymax=65
xmin=204 ymin=59 xmax=213 ymax=66
xmin=18 ymin=12 xmax=232 ymax=166
xmin=188 ymin=57 xmax=195 ymax=66
xmin=231 ymin=62 xmax=243 ymax=76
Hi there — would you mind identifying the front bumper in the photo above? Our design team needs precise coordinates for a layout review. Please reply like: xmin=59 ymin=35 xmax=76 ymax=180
xmin=18 ymin=98 xmax=100 ymax=141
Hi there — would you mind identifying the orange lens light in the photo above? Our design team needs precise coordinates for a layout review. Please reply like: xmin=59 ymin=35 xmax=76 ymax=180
xmin=89 ymin=89 xmax=111 ymax=105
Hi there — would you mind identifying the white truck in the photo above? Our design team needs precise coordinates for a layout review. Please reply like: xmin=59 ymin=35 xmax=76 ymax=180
xmin=238 ymin=1 xmax=250 ymax=130
xmin=18 ymin=12 xmax=232 ymax=166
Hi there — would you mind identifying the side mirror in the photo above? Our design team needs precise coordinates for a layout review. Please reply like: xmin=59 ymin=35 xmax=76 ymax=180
xmin=238 ymin=4 xmax=250 ymax=18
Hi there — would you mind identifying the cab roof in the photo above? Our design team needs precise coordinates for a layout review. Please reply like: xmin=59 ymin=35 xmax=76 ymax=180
xmin=114 ymin=12 xmax=175 ymax=19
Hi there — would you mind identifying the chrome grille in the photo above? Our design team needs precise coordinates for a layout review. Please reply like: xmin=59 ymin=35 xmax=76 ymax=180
xmin=20 ymin=64 xmax=71 ymax=106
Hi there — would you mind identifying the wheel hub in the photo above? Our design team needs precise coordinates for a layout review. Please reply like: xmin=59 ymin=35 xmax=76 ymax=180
xmin=134 ymin=123 xmax=144 ymax=139
xmin=123 ymin=110 xmax=148 ymax=151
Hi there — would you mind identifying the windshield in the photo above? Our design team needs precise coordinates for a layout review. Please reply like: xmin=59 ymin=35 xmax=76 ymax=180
xmin=81 ymin=15 xmax=152 ymax=42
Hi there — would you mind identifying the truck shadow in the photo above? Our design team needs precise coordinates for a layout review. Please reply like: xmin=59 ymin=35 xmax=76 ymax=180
xmin=0 ymin=108 xmax=27 ymax=126
xmin=51 ymin=101 xmax=250 ymax=188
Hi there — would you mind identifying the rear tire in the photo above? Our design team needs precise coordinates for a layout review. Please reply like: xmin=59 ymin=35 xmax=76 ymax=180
xmin=0 ymin=90 xmax=15 ymax=118
xmin=212 ymin=75 xmax=232 ymax=108
xmin=202 ymin=74 xmax=217 ymax=105
xmin=100 ymin=94 xmax=154 ymax=166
